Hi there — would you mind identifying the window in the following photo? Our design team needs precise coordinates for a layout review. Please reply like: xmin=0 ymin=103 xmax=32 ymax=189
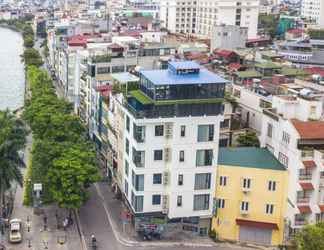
xmin=282 ymin=131 xmax=290 ymax=145
xmin=193 ymin=194 xmax=210 ymax=211
xmin=267 ymin=123 xmax=273 ymax=138
xmin=133 ymin=124 xmax=145 ymax=143
xmin=155 ymin=125 xmax=164 ymax=136
xmin=268 ymin=181 xmax=276 ymax=191
xmin=177 ymin=196 xmax=182 ymax=207
xmin=194 ymin=173 xmax=211 ymax=190
xmin=131 ymin=192 xmax=143 ymax=212
xmin=218 ymin=199 xmax=225 ymax=208
xmin=219 ymin=176 xmax=227 ymax=186
xmin=241 ymin=201 xmax=249 ymax=211
xmin=124 ymin=180 xmax=128 ymax=196
xmin=196 ymin=149 xmax=213 ymax=166
xmin=278 ymin=152 xmax=288 ymax=167
xmin=134 ymin=174 xmax=144 ymax=191
xmin=242 ymin=178 xmax=251 ymax=189
xmin=178 ymin=174 xmax=183 ymax=185
xmin=125 ymin=160 xmax=129 ymax=177
xmin=125 ymin=138 xmax=129 ymax=155
xmin=132 ymin=148 xmax=145 ymax=168
xmin=152 ymin=195 xmax=161 ymax=205
xmin=153 ymin=173 xmax=162 ymax=184
xmin=154 ymin=150 xmax=163 ymax=161
xmin=180 ymin=125 xmax=186 ymax=137
xmin=126 ymin=115 xmax=130 ymax=132
xmin=220 ymin=119 xmax=230 ymax=129
xmin=266 ymin=204 xmax=274 ymax=214
xmin=197 ymin=125 xmax=214 ymax=142
xmin=179 ymin=150 xmax=185 ymax=162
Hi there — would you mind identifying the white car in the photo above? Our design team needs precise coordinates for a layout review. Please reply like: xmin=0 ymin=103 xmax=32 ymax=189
xmin=9 ymin=219 xmax=22 ymax=243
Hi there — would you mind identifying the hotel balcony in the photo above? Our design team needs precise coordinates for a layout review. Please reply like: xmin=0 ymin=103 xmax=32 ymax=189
xmin=296 ymin=197 xmax=310 ymax=204
xmin=299 ymin=174 xmax=312 ymax=181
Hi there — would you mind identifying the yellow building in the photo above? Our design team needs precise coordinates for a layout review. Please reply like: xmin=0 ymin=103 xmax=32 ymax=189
xmin=212 ymin=147 xmax=288 ymax=246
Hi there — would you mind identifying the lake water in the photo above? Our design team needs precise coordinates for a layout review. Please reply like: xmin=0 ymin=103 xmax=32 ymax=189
xmin=0 ymin=27 xmax=25 ymax=111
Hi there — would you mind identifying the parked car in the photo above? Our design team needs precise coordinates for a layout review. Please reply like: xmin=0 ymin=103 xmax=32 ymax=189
xmin=9 ymin=219 xmax=22 ymax=243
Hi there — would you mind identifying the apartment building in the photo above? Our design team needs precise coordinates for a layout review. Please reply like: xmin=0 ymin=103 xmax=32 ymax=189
xmin=212 ymin=147 xmax=288 ymax=245
xmin=259 ymin=94 xmax=324 ymax=236
xmin=104 ymin=61 xmax=227 ymax=234
xmin=160 ymin=0 xmax=259 ymax=39
xmin=301 ymin=0 xmax=324 ymax=29
xmin=76 ymin=41 xmax=176 ymax=131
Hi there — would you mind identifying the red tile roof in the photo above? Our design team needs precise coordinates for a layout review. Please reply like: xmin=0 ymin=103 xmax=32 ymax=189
xmin=298 ymin=205 xmax=312 ymax=214
xmin=215 ymin=50 xmax=236 ymax=58
xmin=291 ymin=119 xmax=324 ymax=140
xmin=319 ymin=205 xmax=324 ymax=212
xmin=304 ymin=67 xmax=324 ymax=77
xmin=299 ymin=182 xmax=314 ymax=190
xmin=303 ymin=161 xmax=316 ymax=169
xmin=228 ymin=63 xmax=243 ymax=71
xmin=68 ymin=35 xmax=87 ymax=48
xmin=236 ymin=219 xmax=278 ymax=230
xmin=287 ymin=28 xmax=304 ymax=34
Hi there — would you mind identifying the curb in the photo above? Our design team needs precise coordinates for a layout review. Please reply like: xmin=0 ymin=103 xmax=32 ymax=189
xmin=94 ymin=183 xmax=216 ymax=248
xmin=74 ymin=209 xmax=88 ymax=250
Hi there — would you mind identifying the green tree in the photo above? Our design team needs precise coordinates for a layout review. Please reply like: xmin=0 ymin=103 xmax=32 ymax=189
xmin=237 ymin=131 xmax=260 ymax=147
xmin=295 ymin=223 xmax=324 ymax=250
xmin=22 ymin=48 xmax=43 ymax=67
xmin=47 ymin=143 xmax=100 ymax=210
xmin=24 ymin=35 xmax=34 ymax=48
xmin=258 ymin=14 xmax=279 ymax=39
xmin=0 ymin=110 xmax=27 ymax=217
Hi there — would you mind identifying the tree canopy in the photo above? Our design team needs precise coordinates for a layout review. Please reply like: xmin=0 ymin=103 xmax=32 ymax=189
xmin=295 ymin=223 xmax=324 ymax=250
xmin=23 ymin=66 xmax=99 ymax=209
xmin=237 ymin=131 xmax=260 ymax=147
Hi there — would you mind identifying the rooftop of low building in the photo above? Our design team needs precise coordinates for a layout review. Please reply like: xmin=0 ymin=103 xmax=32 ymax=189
xmin=218 ymin=147 xmax=286 ymax=171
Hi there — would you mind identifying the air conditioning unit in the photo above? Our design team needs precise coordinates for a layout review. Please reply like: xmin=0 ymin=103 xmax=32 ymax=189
xmin=163 ymin=171 xmax=170 ymax=185
xmin=164 ymin=123 xmax=173 ymax=139
xmin=242 ymin=187 xmax=251 ymax=193
xmin=240 ymin=210 xmax=249 ymax=215
xmin=164 ymin=148 xmax=171 ymax=162
xmin=162 ymin=195 xmax=169 ymax=214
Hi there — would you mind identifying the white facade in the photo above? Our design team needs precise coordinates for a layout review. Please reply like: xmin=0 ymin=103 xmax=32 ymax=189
xmin=259 ymin=95 xmax=324 ymax=233
xmin=110 ymin=94 xmax=223 ymax=219
xmin=301 ymin=0 xmax=324 ymax=29
xmin=231 ymin=84 xmax=272 ymax=133
xmin=160 ymin=0 xmax=259 ymax=38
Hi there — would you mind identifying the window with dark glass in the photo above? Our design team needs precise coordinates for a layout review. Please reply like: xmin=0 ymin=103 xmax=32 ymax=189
xmin=179 ymin=150 xmax=185 ymax=162
xmin=155 ymin=125 xmax=164 ymax=136
xmin=154 ymin=150 xmax=163 ymax=161
xmin=196 ymin=149 xmax=213 ymax=166
xmin=180 ymin=125 xmax=186 ymax=137
xmin=153 ymin=173 xmax=162 ymax=184
xmin=152 ymin=195 xmax=161 ymax=205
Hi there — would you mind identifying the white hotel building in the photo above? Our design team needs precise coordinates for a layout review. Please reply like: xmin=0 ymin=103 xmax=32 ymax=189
xmin=160 ymin=0 xmax=259 ymax=39
xmin=106 ymin=61 xmax=227 ymax=234
xmin=301 ymin=0 xmax=324 ymax=29
xmin=259 ymin=94 xmax=324 ymax=236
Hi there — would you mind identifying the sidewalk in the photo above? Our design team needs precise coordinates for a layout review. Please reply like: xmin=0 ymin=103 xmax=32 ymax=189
xmin=94 ymin=181 xmax=216 ymax=248
xmin=2 ymin=134 xmax=83 ymax=250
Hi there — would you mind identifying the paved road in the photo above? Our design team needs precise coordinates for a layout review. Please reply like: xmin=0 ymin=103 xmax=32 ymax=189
xmin=79 ymin=186 xmax=249 ymax=250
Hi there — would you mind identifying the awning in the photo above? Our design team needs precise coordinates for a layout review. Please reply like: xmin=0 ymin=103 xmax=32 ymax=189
xmin=298 ymin=205 xmax=312 ymax=214
xmin=319 ymin=205 xmax=324 ymax=212
xmin=236 ymin=219 xmax=278 ymax=230
xmin=303 ymin=161 xmax=316 ymax=169
xmin=299 ymin=182 xmax=314 ymax=190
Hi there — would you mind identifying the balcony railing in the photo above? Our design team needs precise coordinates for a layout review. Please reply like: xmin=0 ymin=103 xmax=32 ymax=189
xmin=299 ymin=174 xmax=312 ymax=181
xmin=295 ymin=220 xmax=307 ymax=226
xmin=297 ymin=197 xmax=310 ymax=204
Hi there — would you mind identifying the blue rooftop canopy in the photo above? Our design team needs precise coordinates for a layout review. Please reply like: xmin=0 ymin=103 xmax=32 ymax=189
xmin=168 ymin=61 xmax=201 ymax=70
xmin=140 ymin=68 xmax=229 ymax=86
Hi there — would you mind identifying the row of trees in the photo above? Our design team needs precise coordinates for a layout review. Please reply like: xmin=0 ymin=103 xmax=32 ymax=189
xmin=23 ymin=66 xmax=100 ymax=211
xmin=0 ymin=111 xmax=27 ymax=218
